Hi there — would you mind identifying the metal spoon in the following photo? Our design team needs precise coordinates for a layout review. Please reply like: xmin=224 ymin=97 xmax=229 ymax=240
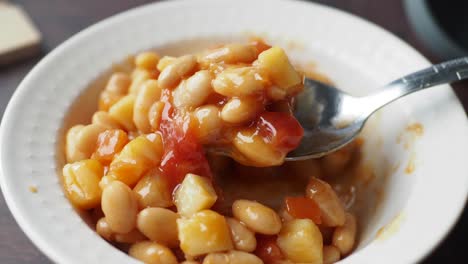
xmin=286 ymin=57 xmax=468 ymax=160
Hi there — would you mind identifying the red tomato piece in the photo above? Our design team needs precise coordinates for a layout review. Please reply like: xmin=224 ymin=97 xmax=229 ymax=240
xmin=255 ymin=235 xmax=284 ymax=264
xmin=159 ymin=127 xmax=212 ymax=191
xmin=285 ymin=196 xmax=322 ymax=224
xmin=158 ymin=93 xmax=212 ymax=191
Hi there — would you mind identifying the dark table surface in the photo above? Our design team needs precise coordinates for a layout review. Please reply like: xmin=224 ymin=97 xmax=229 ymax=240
xmin=0 ymin=0 xmax=466 ymax=263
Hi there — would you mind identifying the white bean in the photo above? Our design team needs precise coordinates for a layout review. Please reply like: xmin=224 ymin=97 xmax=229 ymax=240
xmin=332 ymin=213 xmax=356 ymax=256
xmin=232 ymin=199 xmax=281 ymax=235
xmin=226 ymin=218 xmax=256 ymax=252
xmin=105 ymin=72 xmax=131 ymax=94
xmin=158 ymin=55 xmax=197 ymax=89
xmin=65 ymin=125 xmax=86 ymax=162
xmin=92 ymin=111 xmax=122 ymax=129
xmin=221 ymin=97 xmax=262 ymax=124
xmin=202 ymin=250 xmax=263 ymax=264
xmin=137 ymin=207 xmax=179 ymax=248
xmin=306 ymin=177 xmax=346 ymax=227
xmin=129 ymin=241 xmax=178 ymax=264
xmin=199 ymin=43 xmax=257 ymax=64
xmin=173 ymin=70 xmax=213 ymax=108
xmin=133 ymin=80 xmax=161 ymax=133
xmin=101 ymin=181 xmax=138 ymax=233
xmin=323 ymin=245 xmax=341 ymax=264
xmin=193 ymin=105 xmax=222 ymax=144
xmin=212 ymin=67 xmax=264 ymax=97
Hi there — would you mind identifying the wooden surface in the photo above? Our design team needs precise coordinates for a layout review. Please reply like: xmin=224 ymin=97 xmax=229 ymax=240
xmin=0 ymin=0 xmax=466 ymax=263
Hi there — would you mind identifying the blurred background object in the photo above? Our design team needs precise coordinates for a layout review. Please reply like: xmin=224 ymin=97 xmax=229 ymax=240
xmin=0 ymin=1 xmax=41 ymax=65
xmin=0 ymin=1 xmax=466 ymax=263
xmin=404 ymin=0 xmax=468 ymax=59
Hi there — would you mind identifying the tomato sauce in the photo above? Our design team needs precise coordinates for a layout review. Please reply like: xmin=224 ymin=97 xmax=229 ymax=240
xmin=158 ymin=90 xmax=212 ymax=191
xmin=256 ymin=112 xmax=304 ymax=152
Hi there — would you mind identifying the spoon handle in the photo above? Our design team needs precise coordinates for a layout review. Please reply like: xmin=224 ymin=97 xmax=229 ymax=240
xmin=365 ymin=57 xmax=468 ymax=113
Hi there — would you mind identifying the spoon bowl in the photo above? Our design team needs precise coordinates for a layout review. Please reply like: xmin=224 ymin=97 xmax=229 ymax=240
xmin=287 ymin=79 xmax=364 ymax=160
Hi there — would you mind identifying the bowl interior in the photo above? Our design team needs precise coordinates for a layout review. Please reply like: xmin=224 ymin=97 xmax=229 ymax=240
xmin=58 ymin=35 xmax=413 ymax=254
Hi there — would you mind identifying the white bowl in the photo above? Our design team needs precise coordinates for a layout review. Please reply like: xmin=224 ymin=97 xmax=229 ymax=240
xmin=1 ymin=0 xmax=467 ymax=263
